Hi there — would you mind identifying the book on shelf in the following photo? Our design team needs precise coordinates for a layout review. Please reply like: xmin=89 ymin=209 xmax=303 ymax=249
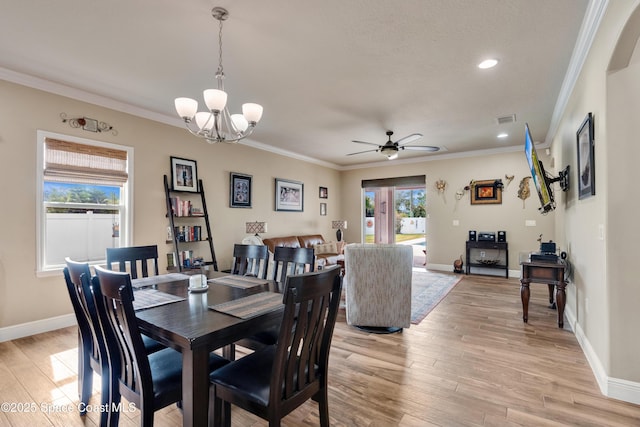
xmin=166 ymin=252 xmax=177 ymax=268
xmin=169 ymin=196 xmax=193 ymax=216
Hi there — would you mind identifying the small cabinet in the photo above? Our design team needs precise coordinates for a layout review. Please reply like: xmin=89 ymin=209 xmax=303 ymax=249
xmin=164 ymin=175 xmax=218 ymax=272
xmin=465 ymin=241 xmax=508 ymax=278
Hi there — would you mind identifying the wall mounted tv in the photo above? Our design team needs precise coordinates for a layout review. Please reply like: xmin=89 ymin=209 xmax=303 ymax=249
xmin=524 ymin=123 xmax=569 ymax=213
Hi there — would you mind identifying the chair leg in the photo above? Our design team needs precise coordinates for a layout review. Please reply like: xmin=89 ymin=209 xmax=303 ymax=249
xmin=78 ymin=337 xmax=93 ymax=414
xmin=316 ymin=388 xmax=330 ymax=427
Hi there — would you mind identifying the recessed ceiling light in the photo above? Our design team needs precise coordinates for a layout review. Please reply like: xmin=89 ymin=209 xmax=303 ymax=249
xmin=478 ymin=59 xmax=499 ymax=69
xmin=497 ymin=133 xmax=508 ymax=139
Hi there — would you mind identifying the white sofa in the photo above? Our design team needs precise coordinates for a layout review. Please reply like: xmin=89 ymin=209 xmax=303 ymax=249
xmin=344 ymin=243 xmax=413 ymax=331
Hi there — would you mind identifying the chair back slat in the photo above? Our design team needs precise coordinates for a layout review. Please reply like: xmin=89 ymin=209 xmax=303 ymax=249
xmin=271 ymin=266 xmax=342 ymax=406
xmin=272 ymin=246 xmax=315 ymax=285
xmin=231 ymin=244 xmax=269 ymax=279
xmin=105 ymin=245 xmax=159 ymax=279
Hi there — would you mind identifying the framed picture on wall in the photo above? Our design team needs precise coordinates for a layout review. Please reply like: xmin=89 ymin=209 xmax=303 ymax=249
xmin=320 ymin=202 xmax=327 ymax=216
xmin=275 ymin=178 xmax=304 ymax=212
xmin=170 ymin=156 xmax=198 ymax=192
xmin=230 ymin=172 xmax=252 ymax=208
xmin=577 ymin=112 xmax=595 ymax=200
xmin=319 ymin=186 xmax=328 ymax=199
xmin=470 ymin=179 xmax=502 ymax=205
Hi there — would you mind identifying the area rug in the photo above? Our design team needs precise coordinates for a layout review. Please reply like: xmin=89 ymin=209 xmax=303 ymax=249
xmin=411 ymin=269 xmax=463 ymax=324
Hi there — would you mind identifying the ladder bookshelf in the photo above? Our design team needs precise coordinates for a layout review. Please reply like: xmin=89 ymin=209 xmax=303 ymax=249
xmin=163 ymin=174 xmax=218 ymax=272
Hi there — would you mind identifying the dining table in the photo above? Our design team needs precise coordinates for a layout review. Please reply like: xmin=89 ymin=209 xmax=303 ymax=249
xmin=131 ymin=270 xmax=284 ymax=427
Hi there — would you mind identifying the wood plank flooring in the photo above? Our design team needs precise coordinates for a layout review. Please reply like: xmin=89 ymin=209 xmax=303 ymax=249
xmin=1 ymin=273 xmax=639 ymax=426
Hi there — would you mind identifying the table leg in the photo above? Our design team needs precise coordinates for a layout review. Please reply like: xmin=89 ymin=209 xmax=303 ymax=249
xmin=556 ymin=281 xmax=566 ymax=329
xmin=547 ymin=284 xmax=556 ymax=309
xmin=520 ymin=279 xmax=530 ymax=323
xmin=181 ymin=348 xmax=210 ymax=427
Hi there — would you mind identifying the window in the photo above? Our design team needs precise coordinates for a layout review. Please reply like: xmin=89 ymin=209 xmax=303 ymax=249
xmin=36 ymin=131 xmax=133 ymax=274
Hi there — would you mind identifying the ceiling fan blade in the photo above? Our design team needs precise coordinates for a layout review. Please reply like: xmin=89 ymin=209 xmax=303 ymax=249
xmin=401 ymin=145 xmax=440 ymax=152
xmin=395 ymin=133 xmax=423 ymax=146
xmin=351 ymin=140 xmax=380 ymax=147
xmin=347 ymin=148 xmax=379 ymax=156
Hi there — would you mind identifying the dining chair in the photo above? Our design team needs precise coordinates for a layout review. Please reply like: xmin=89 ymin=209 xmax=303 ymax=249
xmin=63 ymin=259 xmax=106 ymax=419
xmin=105 ymin=245 xmax=159 ymax=279
xmin=209 ymin=265 xmax=343 ymax=427
xmin=237 ymin=246 xmax=317 ymax=351
xmin=230 ymin=244 xmax=269 ymax=279
xmin=92 ymin=265 xmax=230 ymax=427
xmin=64 ymin=258 xmax=166 ymax=426
xmin=272 ymin=246 xmax=315 ymax=286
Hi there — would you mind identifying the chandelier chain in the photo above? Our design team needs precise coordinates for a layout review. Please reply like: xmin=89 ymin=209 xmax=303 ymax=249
xmin=217 ymin=17 xmax=224 ymax=76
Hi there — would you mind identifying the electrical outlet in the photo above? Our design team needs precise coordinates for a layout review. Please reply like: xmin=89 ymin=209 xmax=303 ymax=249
xmin=480 ymin=251 xmax=486 ymax=258
xmin=525 ymin=220 xmax=536 ymax=227
xmin=452 ymin=219 xmax=460 ymax=226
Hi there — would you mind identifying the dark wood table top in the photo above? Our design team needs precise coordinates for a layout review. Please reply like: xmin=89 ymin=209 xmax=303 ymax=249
xmin=135 ymin=271 xmax=282 ymax=352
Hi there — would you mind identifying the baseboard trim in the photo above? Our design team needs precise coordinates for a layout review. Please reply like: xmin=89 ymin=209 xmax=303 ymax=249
xmin=0 ymin=314 xmax=76 ymax=343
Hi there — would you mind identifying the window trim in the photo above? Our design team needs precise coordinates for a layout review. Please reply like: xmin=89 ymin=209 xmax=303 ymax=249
xmin=36 ymin=130 xmax=134 ymax=276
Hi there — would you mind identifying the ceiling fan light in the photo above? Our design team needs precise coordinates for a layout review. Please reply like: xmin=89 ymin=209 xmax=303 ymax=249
xmin=387 ymin=152 xmax=398 ymax=160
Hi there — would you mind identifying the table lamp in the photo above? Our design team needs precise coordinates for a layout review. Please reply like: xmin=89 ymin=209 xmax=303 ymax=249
xmin=245 ymin=221 xmax=267 ymax=237
xmin=332 ymin=220 xmax=347 ymax=242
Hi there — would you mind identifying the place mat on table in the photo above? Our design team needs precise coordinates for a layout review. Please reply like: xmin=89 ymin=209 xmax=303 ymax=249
xmin=133 ymin=289 xmax=186 ymax=311
xmin=210 ymin=275 xmax=269 ymax=289
xmin=209 ymin=292 xmax=283 ymax=319
xmin=131 ymin=273 xmax=190 ymax=289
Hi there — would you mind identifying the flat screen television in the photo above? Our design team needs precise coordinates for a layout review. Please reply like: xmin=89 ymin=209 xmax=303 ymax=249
xmin=524 ymin=123 xmax=555 ymax=213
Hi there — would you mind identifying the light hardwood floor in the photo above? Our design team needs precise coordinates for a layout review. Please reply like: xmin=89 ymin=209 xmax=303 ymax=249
xmin=1 ymin=273 xmax=639 ymax=426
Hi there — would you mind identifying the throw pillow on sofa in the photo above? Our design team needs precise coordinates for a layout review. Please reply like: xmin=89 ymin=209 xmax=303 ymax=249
xmin=314 ymin=242 xmax=338 ymax=255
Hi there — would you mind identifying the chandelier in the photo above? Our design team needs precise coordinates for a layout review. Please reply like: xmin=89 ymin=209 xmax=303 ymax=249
xmin=174 ymin=7 xmax=263 ymax=144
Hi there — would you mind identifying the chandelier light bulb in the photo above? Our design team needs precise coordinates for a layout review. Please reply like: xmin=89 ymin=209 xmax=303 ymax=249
xmin=175 ymin=97 xmax=198 ymax=120
xmin=242 ymin=103 xmax=263 ymax=124
xmin=231 ymin=114 xmax=249 ymax=132
xmin=195 ymin=112 xmax=215 ymax=130
xmin=203 ymin=89 xmax=228 ymax=112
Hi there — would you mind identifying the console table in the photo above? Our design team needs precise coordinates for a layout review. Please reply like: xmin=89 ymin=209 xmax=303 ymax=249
xmin=520 ymin=260 xmax=567 ymax=328
xmin=465 ymin=241 xmax=509 ymax=278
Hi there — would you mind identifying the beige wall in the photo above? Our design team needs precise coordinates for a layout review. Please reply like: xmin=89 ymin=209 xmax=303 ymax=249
xmin=0 ymin=80 xmax=340 ymax=328
xmin=550 ymin=0 xmax=640 ymax=393
xmin=340 ymin=150 xmax=556 ymax=272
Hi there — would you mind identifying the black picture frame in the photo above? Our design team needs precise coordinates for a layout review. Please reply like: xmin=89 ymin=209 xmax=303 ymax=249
xmin=319 ymin=186 xmax=328 ymax=199
xmin=230 ymin=172 xmax=252 ymax=208
xmin=275 ymin=178 xmax=304 ymax=212
xmin=577 ymin=112 xmax=595 ymax=200
xmin=170 ymin=156 xmax=198 ymax=192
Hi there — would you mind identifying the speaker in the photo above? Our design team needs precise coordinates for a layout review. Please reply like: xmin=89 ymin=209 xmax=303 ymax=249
xmin=497 ymin=230 xmax=506 ymax=242
xmin=469 ymin=230 xmax=477 ymax=242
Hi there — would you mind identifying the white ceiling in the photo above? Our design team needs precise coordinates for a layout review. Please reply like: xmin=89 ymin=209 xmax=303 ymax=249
xmin=0 ymin=0 xmax=594 ymax=168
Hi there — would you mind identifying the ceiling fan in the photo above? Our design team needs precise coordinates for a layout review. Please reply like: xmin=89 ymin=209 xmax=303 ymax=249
xmin=347 ymin=131 xmax=440 ymax=160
